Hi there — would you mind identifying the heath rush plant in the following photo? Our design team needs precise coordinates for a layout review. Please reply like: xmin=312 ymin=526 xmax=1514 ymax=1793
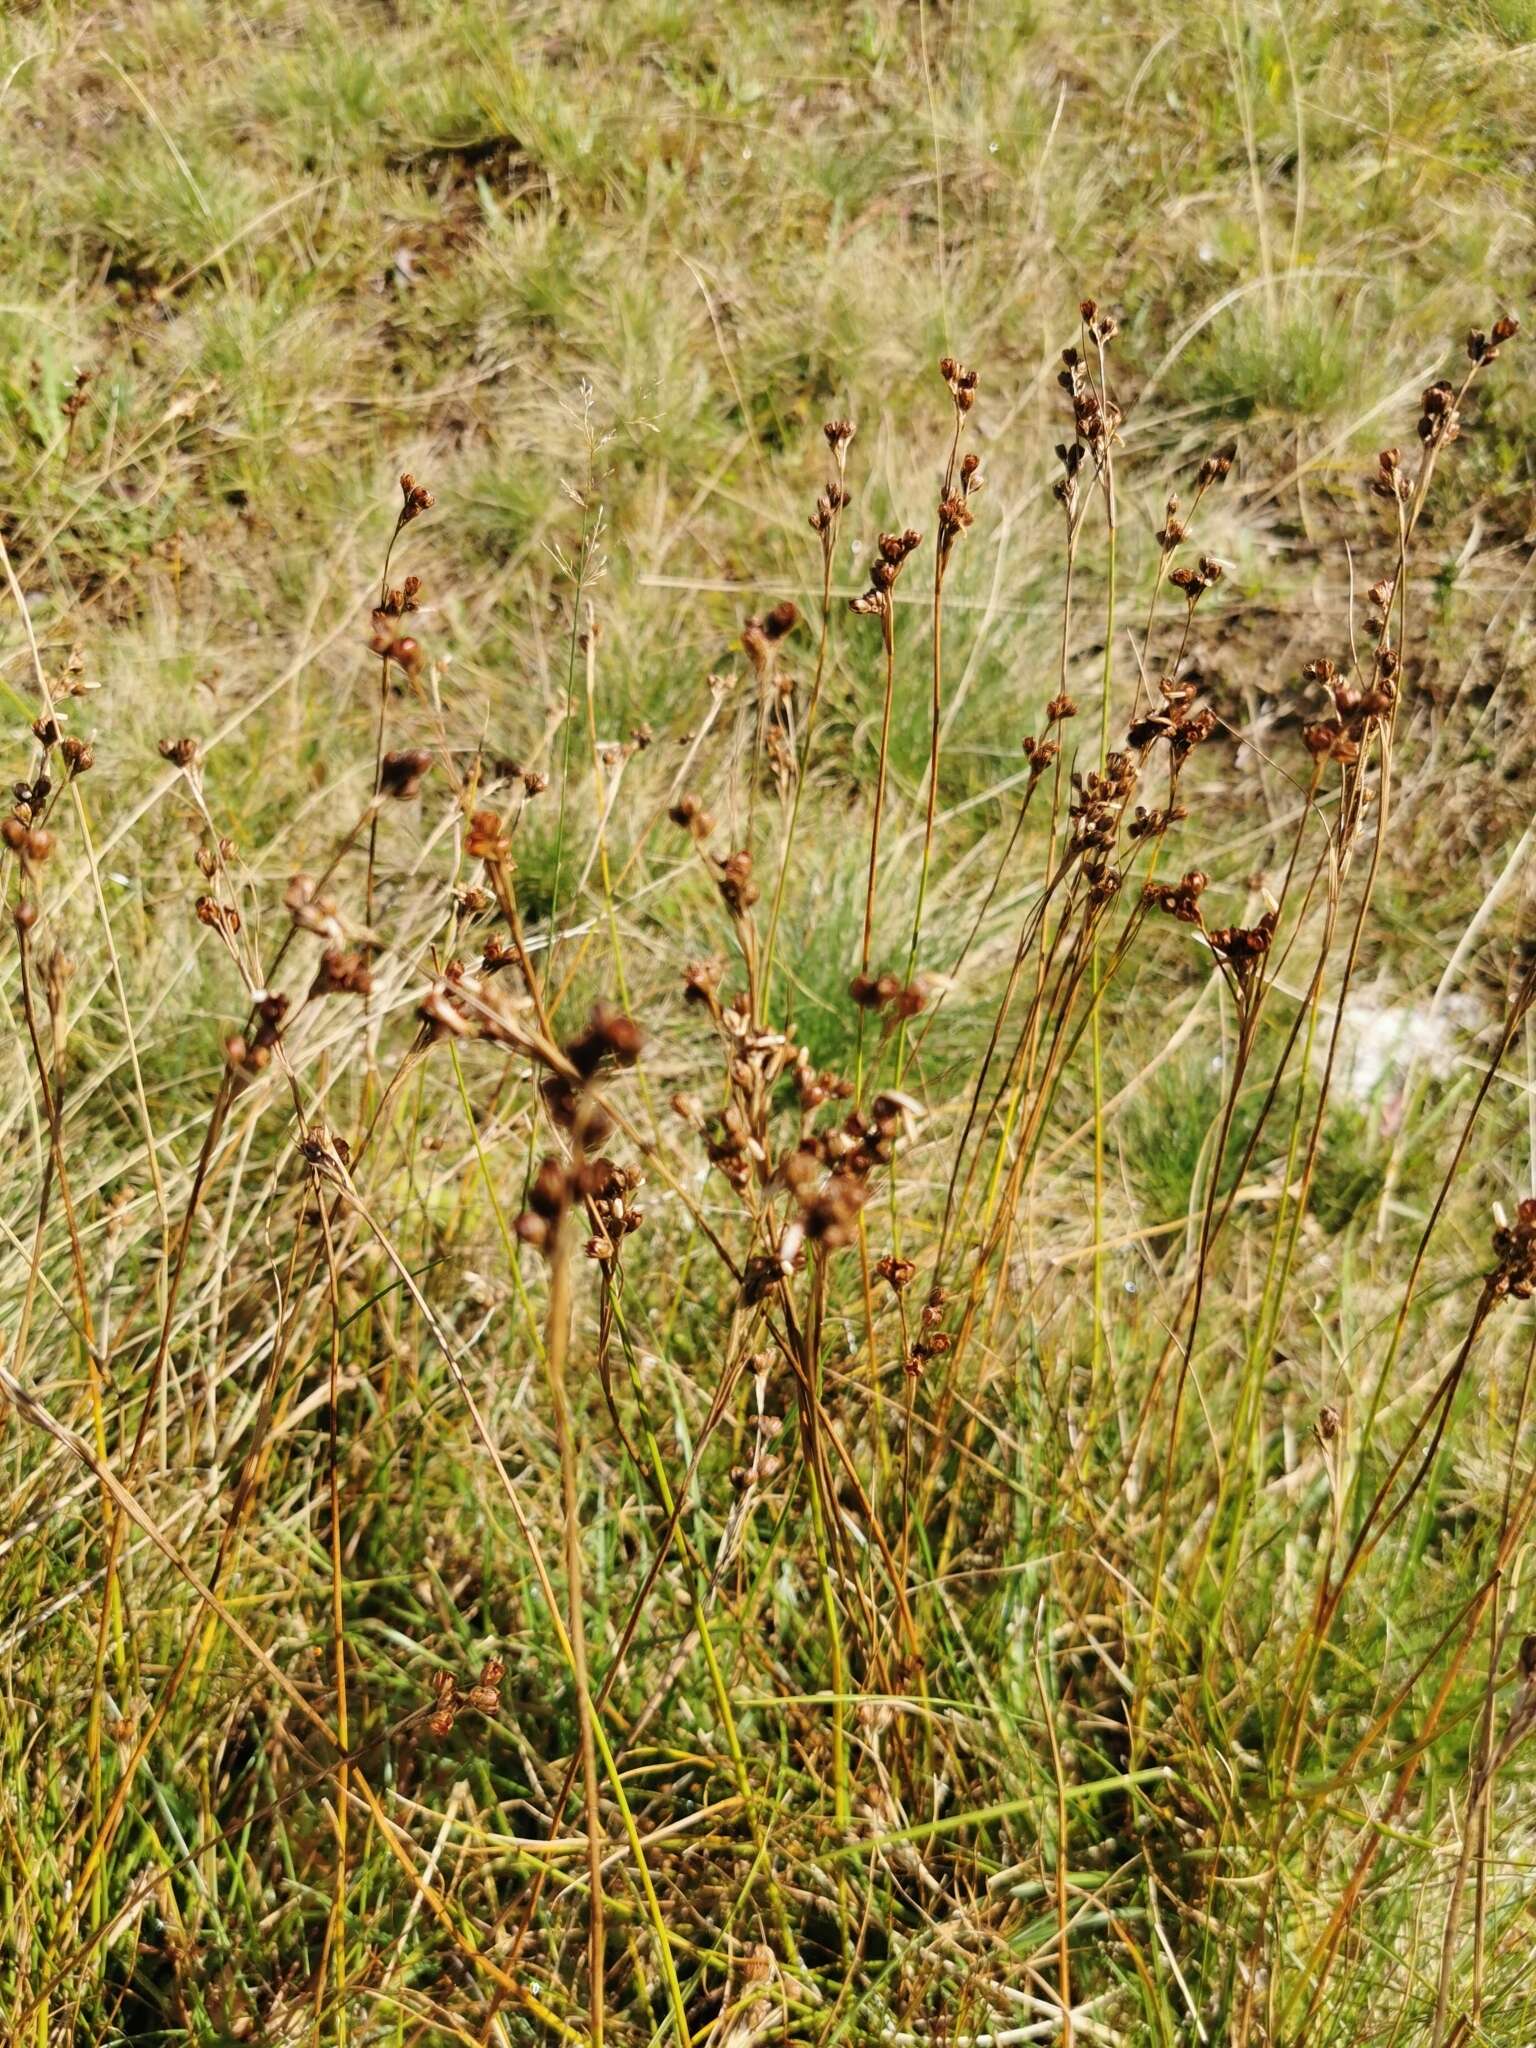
xmin=5 ymin=303 xmax=1536 ymax=2048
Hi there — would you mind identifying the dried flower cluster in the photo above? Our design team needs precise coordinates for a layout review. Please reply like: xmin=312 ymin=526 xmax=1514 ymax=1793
xmin=1300 ymin=649 xmax=1397 ymax=769
xmin=1491 ymin=1198 xmax=1536 ymax=1302
xmin=850 ymin=528 xmax=922 ymax=618
xmin=424 ymin=1656 xmax=505 ymax=1741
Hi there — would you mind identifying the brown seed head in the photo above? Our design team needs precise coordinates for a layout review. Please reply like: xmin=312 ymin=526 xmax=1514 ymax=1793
xmin=466 ymin=810 xmax=510 ymax=863
xmin=398 ymin=471 xmax=435 ymax=523
xmin=311 ymin=948 xmax=373 ymax=998
xmin=1491 ymin=1196 xmax=1536 ymax=1301
xmin=823 ymin=418 xmax=857 ymax=462
xmin=380 ymin=748 xmax=432 ymax=800
xmin=1195 ymin=441 xmax=1237 ymax=489
xmin=716 ymin=849 xmax=759 ymax=916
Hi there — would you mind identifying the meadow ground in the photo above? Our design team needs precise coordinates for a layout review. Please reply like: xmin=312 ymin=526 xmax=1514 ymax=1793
xmin=5 ymin=3 xmax=1536 ymax=2043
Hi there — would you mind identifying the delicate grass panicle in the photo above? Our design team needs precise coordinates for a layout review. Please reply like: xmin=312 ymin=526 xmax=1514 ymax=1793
xmin=5 ymin=297 xmax=1536 ymax=2048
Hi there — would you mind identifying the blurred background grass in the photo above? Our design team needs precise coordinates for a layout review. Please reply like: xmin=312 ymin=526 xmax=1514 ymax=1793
xmin=5 ymin=0 xmax=1534 ymax=970
xmin=2 ymin=0 xmax=1532 ymax=1112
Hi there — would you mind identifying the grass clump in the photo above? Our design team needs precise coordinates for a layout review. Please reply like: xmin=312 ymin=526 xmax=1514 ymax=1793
xmin=5 ymin=292 xmax=1535 ymax=2048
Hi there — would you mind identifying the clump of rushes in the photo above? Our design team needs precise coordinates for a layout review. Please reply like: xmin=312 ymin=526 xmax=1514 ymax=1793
xmin=9 ymin=302 xmax=1536 ymax=2048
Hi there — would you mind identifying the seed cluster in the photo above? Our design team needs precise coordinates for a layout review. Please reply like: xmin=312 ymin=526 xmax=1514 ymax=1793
xmin=849 ymin=528 xmax=923 ymax=620
xmin=1492 ymin=1198 xmax=1536 ymax=1302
